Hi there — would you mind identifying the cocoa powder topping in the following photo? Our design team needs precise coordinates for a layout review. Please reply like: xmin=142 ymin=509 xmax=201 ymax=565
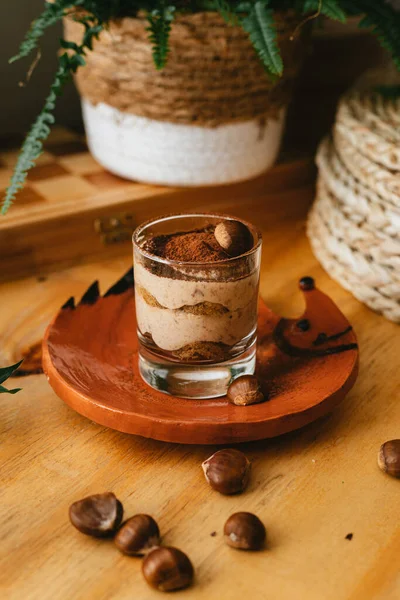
xmin=143 ymin=228 xmax=230 ymax=262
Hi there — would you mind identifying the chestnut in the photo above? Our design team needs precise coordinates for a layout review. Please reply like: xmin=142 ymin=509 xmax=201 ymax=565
xmin=227 ymin=374 xmax=264 ymax=406
xmin=378 ymin=440 xmax=400 ymax=478
xmin=142 ymin=546 xmax=194 ymax=592
xmin=214 ymin=220 xmax=252 ymax=257
xmin=115 ymin=514 xmax=160 ymax=556
xmin=224 ymin=512 xmax=266 ymax=550
xmin=202 ymin=448 xmax=251 ymax=495
xmin=69 ymin=492 xmax=123 ymax=537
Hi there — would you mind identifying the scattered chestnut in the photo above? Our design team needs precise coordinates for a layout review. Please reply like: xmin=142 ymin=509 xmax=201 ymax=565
xmin=214 ymin=220 xmax=253 ymax=257
xmin=378 ymin=440 xmax=400 ymax=478
xmin=227 ymin=374 xmax=264 ymax=406
xmin=202 ymin=448 xmax=251 ymax=495
xmin=224 ymin=512 xmax=266 ymax=550
xmin=115 ymin=514 xmax=160 ymax=556
xmin=69 ymin=492 xmax=123 ymax=537
xmin=142 ymin=546 xmax=194 ymax=592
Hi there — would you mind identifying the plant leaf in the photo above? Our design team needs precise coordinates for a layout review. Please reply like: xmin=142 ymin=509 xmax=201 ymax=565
xmin=302 ymin=0 xmax=347 ymax=22
xmin=212 ymin=0 xmax=239 ymax=25
xmin=340 ymin=0 xmax=400 ymax=69
xmin=60 ymin=39 xmax=81 ymax=52
xmin=0 ymin=384 xmax=22 ymax=395
xmin=146 ymin=4 xmax=175 ymax=70
xmin=2 ymin=14 xmax=102 ymax=214
xmin=0 ymin=360 xmax=24 ymax=384
xmin=242 ymin=0 xmax=283 ymax=76
xmin=10 ymin=0 xmax=80 ymax=64
xmin=1 ymin=62 xmax=71 ymax=214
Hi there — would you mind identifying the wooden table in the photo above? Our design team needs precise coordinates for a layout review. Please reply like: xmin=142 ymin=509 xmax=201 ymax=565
xmin=1 ymin=175 xmax=399 ymax=600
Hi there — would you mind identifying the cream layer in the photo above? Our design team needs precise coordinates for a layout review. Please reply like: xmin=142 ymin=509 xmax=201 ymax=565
xmin=135 ymin=293 xmax=257 ymax=351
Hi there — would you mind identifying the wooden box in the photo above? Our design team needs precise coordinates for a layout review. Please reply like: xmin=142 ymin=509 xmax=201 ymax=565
xmin=0 ymin=128 xmax=314 ymax=281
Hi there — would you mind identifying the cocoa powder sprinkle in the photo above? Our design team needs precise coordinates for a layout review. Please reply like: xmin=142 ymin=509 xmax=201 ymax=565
xmin=143 ymin=228 xmax=230 ymax=262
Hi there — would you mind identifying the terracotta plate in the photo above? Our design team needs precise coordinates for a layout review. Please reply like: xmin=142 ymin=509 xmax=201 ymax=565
xmin=42 ymin=270 xmax=359 ymax=444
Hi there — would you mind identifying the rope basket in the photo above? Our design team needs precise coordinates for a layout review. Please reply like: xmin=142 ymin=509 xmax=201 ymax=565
xmin=64 ymin=11 xmax=307 ymax=127
xmin=313 ymin=178 xmax=400 ymax=272
xmin=335 ymin=92 xmax=400 ymax=170
xmin=334 ymin=129 xmax=400 ymax=205
xmin=308 ymin=88 xmax=400 ymax=324
xmin=308 ymin=206 xmax=400 ymax=323
xmin=317 ymin=138 xmax=400 ymax=237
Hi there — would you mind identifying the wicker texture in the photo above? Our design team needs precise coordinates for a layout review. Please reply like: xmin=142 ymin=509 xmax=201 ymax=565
xmin=308 ymin=90 xmax=400 ymax=323
xmin=334 ymin=129 xmax=400 ymax=206
xmin=64 ymin=11 xmax=307 ymax=127
xmin=335 ymin=92 xmax=400 ymax=170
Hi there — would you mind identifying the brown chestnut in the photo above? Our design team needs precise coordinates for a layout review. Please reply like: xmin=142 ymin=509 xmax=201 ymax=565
xmin=115 ymin=514 xmax=160 ymax=556
xmin=227 ymin=374 xmax=264 ymax=406
xmin=378 ymin=440 xmax=400 ymax=478
xmin=224 ymin=512 xmax=266 ymax=550
xmin=142 ymin=546 xmax=194 ymax=592
xmin=214 ymin=220 xmax=252 ymax=257
xmin=69 ymin=492 xmax=123 ymax=537
xmin=202 ymin=448 xmax=251 ymax=495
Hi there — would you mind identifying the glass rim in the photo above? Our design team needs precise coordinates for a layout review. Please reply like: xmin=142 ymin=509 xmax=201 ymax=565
xmin=132 ymin=212 xmax=262 ymax=267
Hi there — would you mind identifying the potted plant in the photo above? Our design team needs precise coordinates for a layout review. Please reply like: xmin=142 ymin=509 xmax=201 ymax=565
xmin=2 ymin=0 xmax=400 ymax=213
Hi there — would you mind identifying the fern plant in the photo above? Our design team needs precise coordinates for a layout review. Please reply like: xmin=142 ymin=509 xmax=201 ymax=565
xmin=2 ymin=0 xmax=400 ymax=214
xmin=147 ymin=3 xmax=176 ymax=68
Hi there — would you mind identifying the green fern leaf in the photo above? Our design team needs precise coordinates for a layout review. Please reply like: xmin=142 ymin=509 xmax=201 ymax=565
xmin=341 ymin=0 xmax=400 ymax=69
xmin=242 ymin=0 xmax=283 ymax=76
xmin=302 ymin=0 xmax=347 ymax=22
xmin=2 ymin=19 xmax=102 ymax=215
xmin=212 ymin=0 xmax=239 ymax=25
xmin=10 ymin=0 xmax=80 ymax=64
xmin=146 ymin=5 xmax=175 ymax=70
xmin=1 ymin=64 xmax=71 ymax=215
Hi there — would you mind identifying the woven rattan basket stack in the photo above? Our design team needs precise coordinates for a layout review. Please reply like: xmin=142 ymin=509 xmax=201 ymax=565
xmin=308 ymin=89 xmax=400 ymax=323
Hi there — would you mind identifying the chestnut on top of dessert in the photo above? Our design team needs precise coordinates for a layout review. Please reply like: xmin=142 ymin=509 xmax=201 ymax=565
xmin=142 ymin=219 xmax=253 ymax=263
xmin=214 ymin=220 xmax=253 ymax=257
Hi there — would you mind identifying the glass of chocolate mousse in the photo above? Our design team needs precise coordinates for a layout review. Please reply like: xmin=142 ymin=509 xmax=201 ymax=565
xmin=133 ymin=214 xmax=262 ymax=399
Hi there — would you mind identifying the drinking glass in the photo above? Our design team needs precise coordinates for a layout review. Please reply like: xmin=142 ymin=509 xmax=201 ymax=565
xmin=133 ymin=214 xmax=262 ymax=399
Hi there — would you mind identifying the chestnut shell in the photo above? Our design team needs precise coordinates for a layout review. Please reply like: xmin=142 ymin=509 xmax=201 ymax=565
xmin=378 ymin=440 xmax=400 ymax=478
xmin=69 ymin=492 xmax=123 ymax=538
xmin=202 ymin=448 xmax=251 ymax=495
xmin=224 ymin=512 xmax=266 ymax=550
xmin=142 ymin=546 xmax=194 ymax=592
xmin=115 ymin=514 xmax=160 ymax=555
xmin=227 ymin=375 xmax=265 ymax=406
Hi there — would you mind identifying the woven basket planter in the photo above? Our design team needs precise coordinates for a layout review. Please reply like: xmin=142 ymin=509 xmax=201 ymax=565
xmin=64 ymin=12 xmax=307 ymax=186
xmin=308 ymin=89 xmax=400 ymax=324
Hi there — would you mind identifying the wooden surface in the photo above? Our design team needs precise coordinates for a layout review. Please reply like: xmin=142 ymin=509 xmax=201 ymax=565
xmin=1 ymin=174 xmax=400 ymax=600
xmin=42 ymin=276 xmax=358 ymax=444
xmin=0 ymin=128 xmax=314 ymax=282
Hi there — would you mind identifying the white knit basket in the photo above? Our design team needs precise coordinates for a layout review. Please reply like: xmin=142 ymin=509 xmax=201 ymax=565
xmin=82 ymin=100 xmax=286 ymax=186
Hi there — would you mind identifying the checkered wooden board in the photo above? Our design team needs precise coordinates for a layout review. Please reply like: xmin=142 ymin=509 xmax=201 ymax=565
xmin=0 ymin=128 xmax=170 ymax=220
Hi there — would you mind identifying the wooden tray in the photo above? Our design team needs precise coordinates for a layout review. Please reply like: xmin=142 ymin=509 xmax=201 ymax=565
xmin=42 ymin=269 xmax=358 ymax=444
